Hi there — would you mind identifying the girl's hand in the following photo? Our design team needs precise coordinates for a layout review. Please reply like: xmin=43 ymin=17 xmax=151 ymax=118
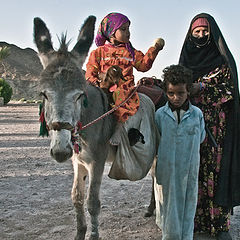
xmin=153 ymin=38 xmax=165 ymax=50
xmin=98 ymin=72 xmax=106 ymax=82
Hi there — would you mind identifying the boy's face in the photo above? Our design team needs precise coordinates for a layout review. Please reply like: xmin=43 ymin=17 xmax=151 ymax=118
xmin=166 ymin=83 xmax=188 ymax=108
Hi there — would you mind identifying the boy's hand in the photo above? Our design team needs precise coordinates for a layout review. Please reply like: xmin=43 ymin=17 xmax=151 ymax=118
xmin=153 ymin=38 xmax=165 ymax=50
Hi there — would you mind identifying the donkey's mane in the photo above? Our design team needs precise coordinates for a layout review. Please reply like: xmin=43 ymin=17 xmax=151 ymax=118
xmin=57 ymin=33 xmax=72 ymax=54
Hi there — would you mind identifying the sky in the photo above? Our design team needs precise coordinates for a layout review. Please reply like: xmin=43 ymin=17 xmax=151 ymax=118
xmin=1 ymin=0 xmax=239 ymax=82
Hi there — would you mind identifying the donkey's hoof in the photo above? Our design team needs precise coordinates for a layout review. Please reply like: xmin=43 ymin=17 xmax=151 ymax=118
xmin=89 ymin=232 xmax=99 ymax=240
xmin=75 ymin=235 xmax=85 ymax=240
xmin=75 ymin=228 xmax=87 ymax=240
xmin=144 ymin=210 xmax=154 ymax=217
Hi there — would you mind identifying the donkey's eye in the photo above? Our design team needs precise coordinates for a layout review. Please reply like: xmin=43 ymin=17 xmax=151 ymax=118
xmin=75 ymin=93 xmax=88 ymax=107
xmin=40 ymin=92 xmax=48 ymax=100
xmin=76 ymin=93 xmax=84 ymax=102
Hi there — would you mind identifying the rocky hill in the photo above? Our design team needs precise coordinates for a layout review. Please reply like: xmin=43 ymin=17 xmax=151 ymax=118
xmin=0 ymin=42 xmax=43 ymax=100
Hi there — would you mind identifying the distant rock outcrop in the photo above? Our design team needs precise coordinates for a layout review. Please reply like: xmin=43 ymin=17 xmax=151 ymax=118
xmin=0 ymin=42 xmax=43 ymax=100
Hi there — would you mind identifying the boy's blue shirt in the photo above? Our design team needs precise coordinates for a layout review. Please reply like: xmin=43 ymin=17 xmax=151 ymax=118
xmin=155 ymin=101 xmax=206 ymax=185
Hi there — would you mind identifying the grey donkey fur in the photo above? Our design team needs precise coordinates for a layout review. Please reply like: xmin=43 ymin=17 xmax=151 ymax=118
xmin=34 ymin=16 xmax=155 ymax=240
xmin=34 ymin=15 xmax=115 ymax=240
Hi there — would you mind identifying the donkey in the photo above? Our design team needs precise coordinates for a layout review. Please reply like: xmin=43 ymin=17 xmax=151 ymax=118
xmin=34 ymin=16 xmax=157 ymax=240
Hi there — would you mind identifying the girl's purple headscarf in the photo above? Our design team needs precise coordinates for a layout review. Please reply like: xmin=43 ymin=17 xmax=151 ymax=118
xmin=95 ymin=12 xmax=135 ymax=60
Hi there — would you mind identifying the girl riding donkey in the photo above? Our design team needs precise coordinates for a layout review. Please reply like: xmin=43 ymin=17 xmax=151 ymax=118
xmin=85 ymin=12 xmax=165 ymax=145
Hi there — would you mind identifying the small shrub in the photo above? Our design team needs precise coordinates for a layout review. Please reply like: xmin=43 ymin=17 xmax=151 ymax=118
xmin=0 ymin=46 xmax=10 ymax=61
xmin=0 ymin=78 xmax=13 ymax=104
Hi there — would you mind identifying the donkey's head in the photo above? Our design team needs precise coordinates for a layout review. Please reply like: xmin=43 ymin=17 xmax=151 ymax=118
xmin=34 ymin=16 xmax=96 ymax=162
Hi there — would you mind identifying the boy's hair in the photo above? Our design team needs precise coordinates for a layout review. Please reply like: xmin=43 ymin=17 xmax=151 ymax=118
xmin=162 ymin=64 xmax=193 ymax=92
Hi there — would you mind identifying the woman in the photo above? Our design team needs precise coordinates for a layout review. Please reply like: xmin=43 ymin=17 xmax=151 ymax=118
xmin=179 ymin=13 xmax=240 ymax=240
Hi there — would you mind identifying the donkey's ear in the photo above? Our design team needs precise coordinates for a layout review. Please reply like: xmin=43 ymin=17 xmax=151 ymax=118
xmin=34 ymin=17 xmax=54 ymax=68
xmin=34 ymin=17 xmax=54 ymax=53
xmin=71 ymin=15 xmax=96 ymax=67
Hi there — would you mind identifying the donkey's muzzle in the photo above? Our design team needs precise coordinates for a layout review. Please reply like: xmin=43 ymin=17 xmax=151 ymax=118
xmin=50 ymin=146 xmax=72 ymax=163
xmin=50 ymin=128 xmax=73 ymax=162
xmin=48 ymin=122 xmax=74 ymax=131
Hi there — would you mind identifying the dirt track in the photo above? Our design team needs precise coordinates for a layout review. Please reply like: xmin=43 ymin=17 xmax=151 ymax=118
xmin=0 ymin=102 xmax=239 ymax=240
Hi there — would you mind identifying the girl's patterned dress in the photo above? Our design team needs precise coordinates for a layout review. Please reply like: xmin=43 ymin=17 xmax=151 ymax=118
xmin=194 ymin=65 xmax=234 ymax=235
xmin=85 ymin=43 xmax=160 ymax=122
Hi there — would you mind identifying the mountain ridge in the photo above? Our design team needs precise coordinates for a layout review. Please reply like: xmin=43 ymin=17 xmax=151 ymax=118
xmin=0 ymin=41 xmax=43 ymax=100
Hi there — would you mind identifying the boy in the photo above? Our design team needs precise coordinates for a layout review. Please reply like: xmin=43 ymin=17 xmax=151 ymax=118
xmin=155 ymin=64 xmax=205 ymax=240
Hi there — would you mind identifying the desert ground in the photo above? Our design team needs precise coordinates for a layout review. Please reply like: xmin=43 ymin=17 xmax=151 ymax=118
xmin=0 ymin=102 xmax=239 ymax=240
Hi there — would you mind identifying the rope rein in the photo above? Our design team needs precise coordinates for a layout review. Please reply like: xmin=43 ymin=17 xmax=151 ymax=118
xmin=78 ymin=83 xmax=140 ymax=131
xmin=39 ymin=82 xmax=141 ymax=138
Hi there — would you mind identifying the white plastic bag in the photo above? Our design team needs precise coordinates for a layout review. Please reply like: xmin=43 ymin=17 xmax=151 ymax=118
xmin=108 ymin=93 xmax=159 ymax=181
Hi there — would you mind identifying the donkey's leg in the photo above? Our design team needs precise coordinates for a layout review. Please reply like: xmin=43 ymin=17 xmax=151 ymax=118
xmin=145 ymin=158 xmax=156 ymax=217
xmin=144 ymin=176 xmax=156 ymax=217
xmin=72 ymin=157 xmax=88 ymax=240
xmin=87 ymin=159 xmax=105 ymax=240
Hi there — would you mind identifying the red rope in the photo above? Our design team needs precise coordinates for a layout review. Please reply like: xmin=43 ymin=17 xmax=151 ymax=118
xmin=77 ymin=84 xmax=140 ymax=131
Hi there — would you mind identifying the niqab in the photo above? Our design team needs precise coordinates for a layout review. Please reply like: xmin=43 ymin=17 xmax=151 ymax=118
xmin=179 ymin=14 xmax=226 ymax=81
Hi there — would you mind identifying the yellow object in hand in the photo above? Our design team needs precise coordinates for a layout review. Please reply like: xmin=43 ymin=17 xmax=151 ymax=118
xmin=153 ymin=38 xmax=165 ymax=50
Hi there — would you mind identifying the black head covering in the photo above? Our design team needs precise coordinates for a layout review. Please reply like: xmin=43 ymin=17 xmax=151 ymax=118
xmin=179 ymin=13 xmax=240 ymax=208
xmin=180 ymin=13 xmax=232 ymax=81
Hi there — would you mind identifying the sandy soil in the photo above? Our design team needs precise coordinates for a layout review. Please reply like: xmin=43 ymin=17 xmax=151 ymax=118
xmin=0 ymin=102 xmax=239 ymax=240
